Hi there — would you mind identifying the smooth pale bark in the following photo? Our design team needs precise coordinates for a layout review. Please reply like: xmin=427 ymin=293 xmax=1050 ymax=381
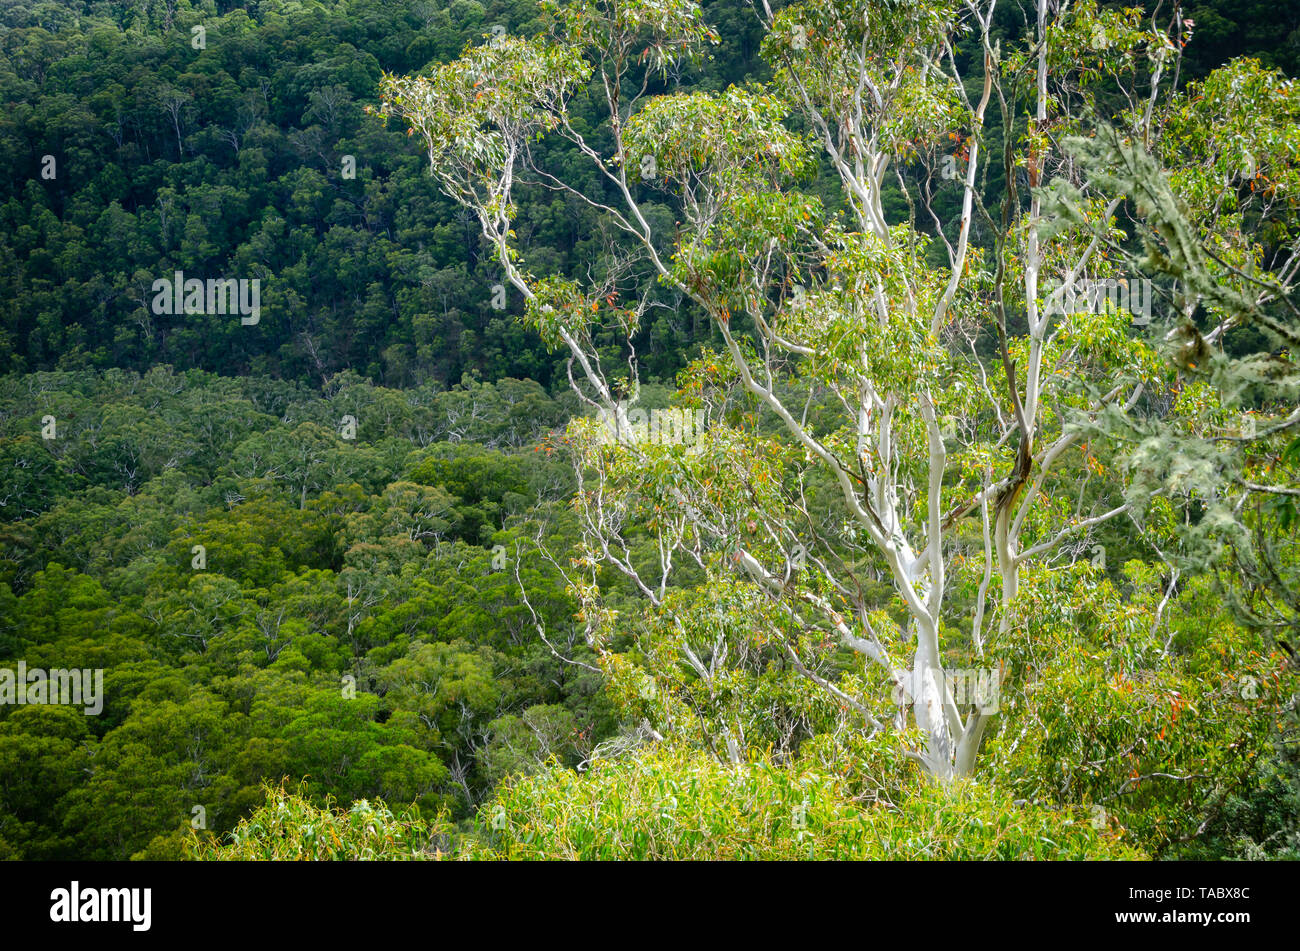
xmin=393 ymin=0 xmax=1171 ymax=783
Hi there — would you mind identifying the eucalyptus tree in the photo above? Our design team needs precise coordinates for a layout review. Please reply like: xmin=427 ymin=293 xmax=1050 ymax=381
xmin=1044 ymin=60 xmax=1300 ymax=636
xmin=379 ymin=0 xmax=1280 ymax=782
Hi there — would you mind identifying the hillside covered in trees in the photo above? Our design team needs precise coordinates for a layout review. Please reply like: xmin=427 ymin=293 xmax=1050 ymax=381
xmin=2 ymin=0 xmax=1299 ymax=862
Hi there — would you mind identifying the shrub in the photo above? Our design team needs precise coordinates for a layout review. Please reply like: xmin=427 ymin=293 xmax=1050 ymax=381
xmin=188 ymin=784 xmax=453 ymax=861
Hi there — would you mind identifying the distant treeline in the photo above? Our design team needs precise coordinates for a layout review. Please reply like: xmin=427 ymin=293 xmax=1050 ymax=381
xmin=1 ymin=0 xmax=1290 ymax=388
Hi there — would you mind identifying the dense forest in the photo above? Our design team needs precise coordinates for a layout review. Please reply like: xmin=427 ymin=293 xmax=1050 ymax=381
xmin=1 ymin=0 xmax=1299 ymax=861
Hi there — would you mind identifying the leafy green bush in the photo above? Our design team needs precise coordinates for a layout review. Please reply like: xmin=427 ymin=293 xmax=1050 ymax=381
xmin=462 ymin=747 xmax=1144 ymax=860
xmin=195 ymin=753 xmax=1144 ymax=861
xmin=188 ymin=784 xmax=453 ymax=861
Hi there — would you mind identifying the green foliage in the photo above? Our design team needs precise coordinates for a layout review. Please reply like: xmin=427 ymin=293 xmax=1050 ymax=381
xmin=0 ymin=367 xmax=600 ymax=857
xmin=981 ymin=565 xmax=1294 ymax=854
xmin=188 ymin=783 xmax=454 ymax=861
xmin=196 ymin=748 xmax=1142 ymax=860
xmin=0 ymin=0 xmax=734 ymax=385
xmin=463 ymin=746 xmax=1142 ymax=859
xmin=3 ymin=1 xmax=1299 ymax=864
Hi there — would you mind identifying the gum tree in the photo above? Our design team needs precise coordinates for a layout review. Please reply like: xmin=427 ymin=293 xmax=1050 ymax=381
xmin=1046 ymin=59 xmax=1300 ymax=636
xmin=379 ymin=0 xmax=1283 ymax=783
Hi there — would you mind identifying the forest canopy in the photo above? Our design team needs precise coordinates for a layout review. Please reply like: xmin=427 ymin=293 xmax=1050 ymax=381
xmin=1 ymin=0 xmax=1298 ymax=861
